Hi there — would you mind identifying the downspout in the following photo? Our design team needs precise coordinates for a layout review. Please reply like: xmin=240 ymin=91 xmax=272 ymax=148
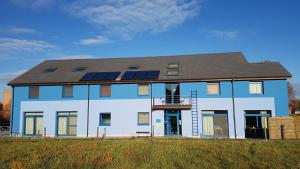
xmin=150 ymin=82 xmax=153 ymax=137
xmin=231 ymin=79 xmax=237 ymax=139
xmin=86 ymin=84 xmax=90 ymax=137
xmin=10 ymin=86 xmax=14 ymax=136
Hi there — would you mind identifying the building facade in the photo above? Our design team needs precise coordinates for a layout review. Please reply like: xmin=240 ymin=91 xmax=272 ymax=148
xmin=8 ymin=52 xmax=292 ymax=139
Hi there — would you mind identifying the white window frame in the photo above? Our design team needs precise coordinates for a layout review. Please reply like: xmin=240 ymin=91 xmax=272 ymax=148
xmin=249 ymin=82 xmax=263 ymax=95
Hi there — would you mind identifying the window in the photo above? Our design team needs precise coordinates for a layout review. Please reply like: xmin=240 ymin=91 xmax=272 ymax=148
xmin=100 ymin=85 xmax=111 ymax=96
xmin=43 ymin=68 xmax=57 ymax=73
xmin=57 ymin=112 xmax=77 ymax=136
xmin=245 ymin=110 xmax=271 ymax=139
xmin=207 ymin=83 xmax=220 ymax=95
xmin=73 ymin=67 xmax=87 ymax=72
xmin=99 ymin=113 xmax=111 ymax=126
xmin=167 ymin=63 xmax=179 ymax=76
xmin=62 ymin=85 xmax=73 ymax=97
xmin=24 ymin=112 xmax=43 ymax=136
xmin=202 ymin=111 xmax=228 ymax=138
xmin=128 ymin=66 xmax=139 ymax=70
xmin=138 ymin=112 xmax=149 ymax=125
xmin=138 ymin=84 xmax=149 ymax=96
xmin=249 ymin=82 xmax=263 ymax=94
xmin=29 ymin=86 xmax=39 ymax=98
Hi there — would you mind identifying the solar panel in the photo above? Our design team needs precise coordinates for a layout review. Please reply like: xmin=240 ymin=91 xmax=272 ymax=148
xmin=105 ymin=72 xmax=121 ymax=80
xmin=80 ymin=72 xmax=120 ymax=81
xmin=121 ymin=71 xmax=160 ymax=80
xmin=146 ymin=71 xmax=160 ymax=79
xmin=80 ymin=72 xmax=96 ymax=81
xmin=135 ymin=71 xmax=147 ymax=80
xmin=121 ymin=71 xmax=135 ymax=80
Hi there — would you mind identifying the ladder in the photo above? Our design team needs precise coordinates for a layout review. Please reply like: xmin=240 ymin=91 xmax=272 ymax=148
xmin=191 ymin=90 xmax=199 ymax=137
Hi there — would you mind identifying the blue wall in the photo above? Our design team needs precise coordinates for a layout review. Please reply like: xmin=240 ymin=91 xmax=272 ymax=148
xmin=12 ymin=85 xmax=88 ymax=134
xmin=233 ymin=80 xmax=288 ymax=116
xmin=11 ymin=79 xmax=289 ymax=134
xmin=180 ymin=81 xmax=232 ymax=98
xmin=90 ymin=84 xmax=152 ymax=100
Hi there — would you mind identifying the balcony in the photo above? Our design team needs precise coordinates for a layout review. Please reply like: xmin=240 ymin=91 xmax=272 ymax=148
xmin=152 ymin=95 xmax=192 ymax=110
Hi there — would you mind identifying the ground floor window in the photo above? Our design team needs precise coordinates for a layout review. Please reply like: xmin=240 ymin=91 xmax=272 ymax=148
xmin=24 ymin=112 xmax=43 ymax=136
xmin=202 ymin=110 xmax=229 ymax=138
xmin=245 ymin=110 xmax=270 ymax=139
xmin=138 ymin=112 xmax=150 ymax=125
xmin=57 ymin=111 xmax=77 ymax=136
xmin=99 ymin=113 xmax=111 ymax=126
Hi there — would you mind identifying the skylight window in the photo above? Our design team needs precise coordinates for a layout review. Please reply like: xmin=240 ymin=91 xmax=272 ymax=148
xmin=167 ymin=63 xmax=179 ymax=76
xmin=73 ymin=67 xmax=87 ymax=72
xmin=43 ymin=68 xmax=57 ymax=73
xmin=128 ymin=66 xmax=139 ymax=70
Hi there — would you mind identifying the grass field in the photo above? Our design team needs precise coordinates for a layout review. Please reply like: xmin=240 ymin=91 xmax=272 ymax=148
xmin=0 ymin=138 xmax=300 ymax=169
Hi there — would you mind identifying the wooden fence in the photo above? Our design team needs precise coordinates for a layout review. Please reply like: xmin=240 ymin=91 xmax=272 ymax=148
xmin=268 ymin=115 xmax=300 ymax=139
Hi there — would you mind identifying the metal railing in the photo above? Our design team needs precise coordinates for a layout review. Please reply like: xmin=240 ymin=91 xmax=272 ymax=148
xmin=152 ymin=95 xmax=192 ymax=106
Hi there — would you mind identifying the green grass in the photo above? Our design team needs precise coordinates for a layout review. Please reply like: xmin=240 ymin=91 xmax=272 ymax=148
xmin=0 ymin=138 xmax=300 ymax=169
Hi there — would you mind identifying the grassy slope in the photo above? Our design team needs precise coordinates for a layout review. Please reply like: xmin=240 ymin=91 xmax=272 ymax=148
xmin=0 ymin=138 xmax=300 ymax=169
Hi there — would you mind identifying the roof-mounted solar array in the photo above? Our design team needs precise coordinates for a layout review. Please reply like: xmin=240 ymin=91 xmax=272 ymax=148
xmin=80 ymin=72 xmax=121 ymax=81
xmin=121 ymin=71 xmax=160 ymax=80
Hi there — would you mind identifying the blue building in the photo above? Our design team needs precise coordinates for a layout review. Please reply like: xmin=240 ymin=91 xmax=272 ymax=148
xmin=8 ymin=52 xmax=292 ymax=139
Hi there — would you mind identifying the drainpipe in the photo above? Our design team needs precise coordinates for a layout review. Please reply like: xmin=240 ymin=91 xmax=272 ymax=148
xmin=150 ymin=82 xmax=153 ymax=137
xmin=86 ymin=84 xmax=90 ymax=137
xmin=231 ymin=79 xmax=237 ymax=139
xmin=10 ymin=86 xmax=14 ymax=136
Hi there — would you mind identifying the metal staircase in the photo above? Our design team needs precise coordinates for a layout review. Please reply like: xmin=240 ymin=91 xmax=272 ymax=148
xmin=191 ymin=90 xmax=199 ymax=137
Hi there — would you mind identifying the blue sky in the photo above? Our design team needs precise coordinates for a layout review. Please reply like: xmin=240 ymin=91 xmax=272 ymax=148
xmin=0 ymin=0 xmax=299 ymax=99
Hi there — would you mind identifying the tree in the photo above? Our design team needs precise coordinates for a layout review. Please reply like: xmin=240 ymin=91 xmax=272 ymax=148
xmin=288 ymin=82 xmax=296 ymax=102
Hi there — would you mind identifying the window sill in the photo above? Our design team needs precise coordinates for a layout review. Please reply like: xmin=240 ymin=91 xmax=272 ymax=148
xmin=138 ymin=123 xmax=150 ymax=126
xmin=99 ymin=124 xmax=111 ymax=126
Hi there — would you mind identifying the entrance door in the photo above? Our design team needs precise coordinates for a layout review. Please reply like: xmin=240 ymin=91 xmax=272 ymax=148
xmin=165 ymin=111 xmax=182 ymax=136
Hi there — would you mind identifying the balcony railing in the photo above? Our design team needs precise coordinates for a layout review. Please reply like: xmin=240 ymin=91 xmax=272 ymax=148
xmin=152 ymin=95 xmax=192 ymax=110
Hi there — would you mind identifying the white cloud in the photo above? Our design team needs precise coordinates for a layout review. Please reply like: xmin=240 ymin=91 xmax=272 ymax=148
xmin=0 ymin=38 xmax=55 ymax=58
xmin=79 ymin=36 xmax=112 ymax=45
xmin=204 ymin=30 xmax=240 ymax=40
xmin=65 ymin=0 xmax=200 ymax=39
xmin=9 ymin=27 xmax=40 ymax=34
xmin=10 ymin=0 xmax=56 ymax=9
xmin=0 ymin=70 xmax=27 ymax=86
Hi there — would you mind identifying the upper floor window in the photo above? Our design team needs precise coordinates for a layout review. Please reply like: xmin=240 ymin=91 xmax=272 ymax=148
xmin=101 ymin=85 xmax=111 ymax=97
xmin=29 ymin=86 xmax=39 ymax=98
xmin=99 ymin=113 xmax=111 ymax=126
xmin=207 ymin=83 xmax=220 ymax=95
xmin=138 ymin=84 xmax=149 ymax=96
xmin=62 ymin=85 xmax=73 ymax=97
xmin=138 ymin=112 xmax=149 ymax=125
xmin=249 ymin=82 xmax=263 ymax=94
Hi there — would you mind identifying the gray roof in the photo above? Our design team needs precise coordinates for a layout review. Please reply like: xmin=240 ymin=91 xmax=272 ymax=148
xmin=8 ymin=52 xmax=292 ymax=85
